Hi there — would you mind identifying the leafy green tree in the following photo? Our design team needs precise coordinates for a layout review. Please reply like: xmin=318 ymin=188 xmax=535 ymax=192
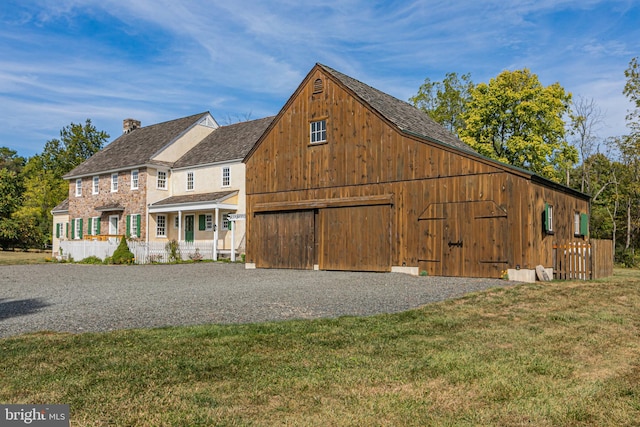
xmin=458 ymin=69 xmax=576 ymax=182
xmin=14 ymin=119 xmax=109 ymax=247
xmin=409 ymin=72 xmax=473 ymax=136
xmin=0 ymin=147 xmax=26 ymax=174
xmin=568 ymin=96 xmax=604 ymax=192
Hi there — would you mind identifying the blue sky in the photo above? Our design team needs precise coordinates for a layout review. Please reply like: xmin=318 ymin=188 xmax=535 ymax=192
xmin=1 ymin=0 xmax=638 ymax=158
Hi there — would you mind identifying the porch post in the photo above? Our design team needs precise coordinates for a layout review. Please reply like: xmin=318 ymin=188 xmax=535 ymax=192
xmin=178 ymin=210 xmax=182 ymax=243
xmin=213 ymin=207 xmax=219 ymax=261
xmin=231 ymin=218 xmax=236 ymax=262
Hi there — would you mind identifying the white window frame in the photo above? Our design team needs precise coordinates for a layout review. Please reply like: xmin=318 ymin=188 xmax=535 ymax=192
xmin=111 ymin=173 xmax=118 ymax=192
xmin=187 ymin=171 xmax=194 ymax=191
xmin=156 ymin=215 xmax=166 ymax=237
xmin=222 ymin=167 xmax=230 ymax=187
xmin=92 ymin=176 xmax=99 ymax=195
xmin=174 ymin=216 xmax=179 ymax=228
xmin=574 ymin=212 xmax=581 ymax=236
xmin=205 ymin=214 xmax=213 ymax=231
xmin=310 ymin=119 xmax=327 ymax=144
xmin=131 ymin=169 xmax=139 ymax=190
xmin=75 ymin=178 xmax=82 ymax=197
xmin=74 ymin=218 xmax=82 ymax=239
xmin=92 ymin=216 xmax=100 ymax=235
xmin=157 ymin=170 xmax=167 ymax=190
xmin=131 ymin=214 xmax=138 ymax=238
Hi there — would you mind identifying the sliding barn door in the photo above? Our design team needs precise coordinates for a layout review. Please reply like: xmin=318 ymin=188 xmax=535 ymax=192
xmin=253 ymin=210 xmax=315 ymax=269
xmin=319 ymin=205 xmax=391 ymax=272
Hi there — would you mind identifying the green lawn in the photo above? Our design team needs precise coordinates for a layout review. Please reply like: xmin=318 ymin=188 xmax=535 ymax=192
xmin=1 ymin=270 xmax=639 ymax=426
xmin=0 ymin=250 xmax=49 ymax=265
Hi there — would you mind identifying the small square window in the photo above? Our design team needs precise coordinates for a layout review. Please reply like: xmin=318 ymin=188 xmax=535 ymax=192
xmin=131 ymin=170 xmax=139 ymax=190
xmin=111 ymin=173 xmax=118 ymax=192
xmin=310 ymin=120 xmax=327 ymax=144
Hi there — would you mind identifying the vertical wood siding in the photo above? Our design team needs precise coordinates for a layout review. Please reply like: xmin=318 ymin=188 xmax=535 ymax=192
xmin=245 ymin=67 xmax=590 ymax=277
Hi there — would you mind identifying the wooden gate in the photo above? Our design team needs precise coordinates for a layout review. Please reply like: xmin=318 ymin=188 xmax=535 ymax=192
xmin=553 ymin=239 xmax=613 ymax=280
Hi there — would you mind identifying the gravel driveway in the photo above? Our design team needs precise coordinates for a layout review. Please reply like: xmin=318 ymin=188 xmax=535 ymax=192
xmin=0 ymin=263 xmax=513 ymax=338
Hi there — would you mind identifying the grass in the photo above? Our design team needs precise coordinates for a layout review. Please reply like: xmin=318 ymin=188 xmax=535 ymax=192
xmin=1 ymin=270 xmax=639 ymax=426
xmin=0 ymin=249 xmax=49 ymax=265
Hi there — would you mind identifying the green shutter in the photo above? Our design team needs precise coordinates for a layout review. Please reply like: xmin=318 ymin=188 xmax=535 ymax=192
xmin=65 ymin=222 xmax=69 ymax=238
xmin=126 ymin=215 xmax=131 ymax=237
xmin=580 ymin=213 xmax=589 ymax=236
xmin=96 ymin=217 xmax=101 ymax=234
xmin=199 ymin=215 xmax=206 ymax=231
xmin=543 ymin=203 xmax=553 ymax=233
xmin=137 ymin=214 xmax=141 ymax=237
xmin=88 ymin=218 xmax=92 ymax=235
xmin=71 ymin=219 xmax=75 ymax=239
xmin=79 ymin=218 xmax=83 ymax=239
xmin=56 ymin=223 xmax=60 ymax=238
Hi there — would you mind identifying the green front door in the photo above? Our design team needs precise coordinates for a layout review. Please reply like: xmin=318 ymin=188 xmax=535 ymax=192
xmin=185 ymin=215 xmax=194 ymax=242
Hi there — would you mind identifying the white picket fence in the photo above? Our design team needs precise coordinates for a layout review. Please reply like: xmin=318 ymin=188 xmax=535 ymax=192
xmin=59 ymin=239 xmax=226 ymax=264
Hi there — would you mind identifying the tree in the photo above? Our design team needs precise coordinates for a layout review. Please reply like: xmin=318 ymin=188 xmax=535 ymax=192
xmin=568 ymin=96 xmax=604 ymax=192
xmin=458 ymin=69 xmax=576 ymax=182
xmin=409 ymin=72 xmax=473 ymax=136
xmin=14 ymin=119 xmax=109 ymax=247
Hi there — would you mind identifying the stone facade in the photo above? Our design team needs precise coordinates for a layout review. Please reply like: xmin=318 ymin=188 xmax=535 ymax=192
xmin=68 ymin=168 xmax=148 ymax=240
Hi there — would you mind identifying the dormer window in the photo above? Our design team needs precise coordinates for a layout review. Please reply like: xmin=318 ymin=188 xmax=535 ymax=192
xmin=310 ymin=120 xmax=327 ymax=144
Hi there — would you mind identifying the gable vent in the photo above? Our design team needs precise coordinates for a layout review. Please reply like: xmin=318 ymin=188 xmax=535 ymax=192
xmin=313 ymin=78 xmax=323 ymax=93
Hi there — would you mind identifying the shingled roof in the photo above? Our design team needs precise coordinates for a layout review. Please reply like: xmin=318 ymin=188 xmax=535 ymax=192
xmin=174 ymin=116 xmax=274 ymax=169
xmin=64 ymin=112 xmax=211 ymax=178
xmin=317 ymin=64 xmax=475 ymax=153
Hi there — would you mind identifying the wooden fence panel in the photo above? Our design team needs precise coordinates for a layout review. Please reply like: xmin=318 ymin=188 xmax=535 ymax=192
xmin=553 ymin=239 xmax=613 ymax=280
xmin=591 ymin=239 xmax=614 ymax=279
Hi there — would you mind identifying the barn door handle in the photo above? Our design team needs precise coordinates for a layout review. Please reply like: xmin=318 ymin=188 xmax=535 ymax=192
xmin=448 ymin=240 xmax=463 ymax=248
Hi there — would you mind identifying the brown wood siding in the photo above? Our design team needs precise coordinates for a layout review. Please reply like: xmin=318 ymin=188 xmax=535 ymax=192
xmin=244 ymin=67 xmax=590 ymax=277
xmin=252 ymin=210 xmax=314 ymax=269
xmin=319 ymin=205 xmax=391 ymax=272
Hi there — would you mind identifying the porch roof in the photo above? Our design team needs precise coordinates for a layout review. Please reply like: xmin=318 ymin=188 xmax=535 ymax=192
xmin=148 ymin=190 xmax=238 ymax=213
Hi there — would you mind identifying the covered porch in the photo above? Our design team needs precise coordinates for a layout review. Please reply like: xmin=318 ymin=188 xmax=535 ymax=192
xmin=148 ymin=190 xmax=243 ymax=261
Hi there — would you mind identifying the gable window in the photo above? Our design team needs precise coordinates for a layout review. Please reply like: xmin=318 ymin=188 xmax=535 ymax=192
xmin=156 ymin=215 xmax=166 ymax=237
xmin=187 ymin=171 xmax=194 ymax=191
xmin=157 ymin=171 xmax=167 ymax=190
xmin=131 ymin=169 xmax=139 ymax=190
xmin=75 ymin=179 xmax=82 ymax=197
xmin=92 ymin=176 xmax=99 ymax=195
xmin=111 ymin=173 xmax=118 ymax=192
xmin=544 ymin=203 xmax=554 ymax=234
xmin=310 ymin=119 xmax=326 ymax=144
xmin=222 ymin=167 xmax=230 ymax=187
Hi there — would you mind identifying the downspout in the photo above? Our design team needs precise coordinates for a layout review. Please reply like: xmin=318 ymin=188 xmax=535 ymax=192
xmin=214 ymin=207 xmax=219 ymax=261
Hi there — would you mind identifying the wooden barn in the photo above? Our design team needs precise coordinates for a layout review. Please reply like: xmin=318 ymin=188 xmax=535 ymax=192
xmin=243 ymin=64 xmax=590 ymax=281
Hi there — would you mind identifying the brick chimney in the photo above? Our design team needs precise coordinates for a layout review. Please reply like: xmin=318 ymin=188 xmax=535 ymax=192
xmin=123 ymin=118 xmax=141 ymax=134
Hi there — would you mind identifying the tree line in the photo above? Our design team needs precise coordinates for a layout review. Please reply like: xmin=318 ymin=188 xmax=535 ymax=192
xmin=0 ymin=121 xmax=108 ymax=250
xmin=410 ymin=57 xmax=640 ymax=265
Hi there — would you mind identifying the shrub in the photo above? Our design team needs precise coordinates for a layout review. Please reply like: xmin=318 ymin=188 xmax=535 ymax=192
xmin=111 ymin=236 xmax=135 ymax=264
xmin=79 ymin=255 xmax=103 ymax=264
xmin=165 ymin=240 xmax=181 ymax=263
xmin=188 ymin=248 xmax=203 ymax=262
